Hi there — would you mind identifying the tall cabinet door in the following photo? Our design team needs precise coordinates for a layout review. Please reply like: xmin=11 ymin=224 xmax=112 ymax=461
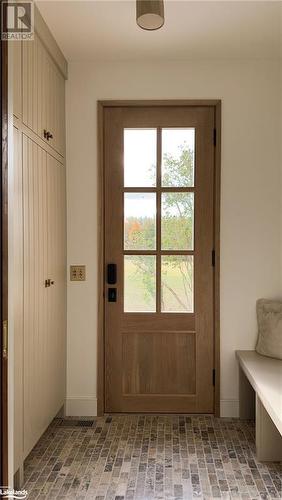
xmin=13 ymin=126 xmax=23 ymax=472
xmin=23 ymin=137 xmax=66 ymax=457
xmin=23 ymin=134 xmax=49 ymax=457
xmin=46 ymin=154 xmax=67 ymax=417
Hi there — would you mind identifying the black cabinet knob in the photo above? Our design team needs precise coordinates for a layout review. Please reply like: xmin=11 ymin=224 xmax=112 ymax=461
xmin=43 ymin=129 xmax=53 ymax=141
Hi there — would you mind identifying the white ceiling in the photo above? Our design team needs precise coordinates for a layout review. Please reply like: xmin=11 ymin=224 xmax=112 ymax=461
xmin=36 ymin=1 xmax=282 ymax=62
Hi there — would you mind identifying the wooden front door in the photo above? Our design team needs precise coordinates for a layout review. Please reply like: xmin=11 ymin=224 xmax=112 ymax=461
xmin=104 ymin=104 xmax=215 ymax=413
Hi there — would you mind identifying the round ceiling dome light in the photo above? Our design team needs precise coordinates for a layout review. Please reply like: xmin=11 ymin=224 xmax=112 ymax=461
xmin=136 ymin=0 xmax=164 ymax=31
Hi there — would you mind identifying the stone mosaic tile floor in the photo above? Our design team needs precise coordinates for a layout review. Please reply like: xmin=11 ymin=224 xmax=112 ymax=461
xmin=23 ymin=415 xmax=281 ymax=500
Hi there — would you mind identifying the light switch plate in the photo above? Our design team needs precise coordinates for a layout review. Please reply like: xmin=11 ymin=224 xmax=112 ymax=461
xmin=70 ymin=265 xmax=86 ymax=281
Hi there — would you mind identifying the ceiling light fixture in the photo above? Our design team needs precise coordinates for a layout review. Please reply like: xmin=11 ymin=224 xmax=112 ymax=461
xmin=136 ymin=0 xmax=164 ymax=31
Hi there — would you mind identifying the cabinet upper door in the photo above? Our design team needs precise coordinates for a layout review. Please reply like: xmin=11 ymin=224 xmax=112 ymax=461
xmin=23 ymin=34 xmax=46 ymax=137
xmin=13 ymin=42 xmax=22 ymax=119
xmin=45 ymin=54 xmax=65 ymax=157
xmin=22 ymin=34 xmax=65 ymax=157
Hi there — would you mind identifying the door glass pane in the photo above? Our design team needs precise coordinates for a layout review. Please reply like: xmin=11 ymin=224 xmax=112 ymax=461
xmin=124 ymin=193 xmax=156 ymax=250
xmin=162 ymin=128 xmax=195 ymax=187
xmin=161 ymin=192 xmax=194 ymax=250
xmin=161 ymin=256 xmax=194 ymax=313
xmin=124 ymin=256 xmax=156 ymax=312
xmin=124 ymin=129 xmax=156 ymax=187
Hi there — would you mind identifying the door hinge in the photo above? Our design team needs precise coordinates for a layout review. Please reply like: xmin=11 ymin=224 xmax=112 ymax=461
xmin=212 ymin=368 xmax=215 ymax=386
xmin=3 ymin=320 xmax=8 ymax=359
xmin=213 ymin=128 xmax=216 ymax=146
xmin=212 ymin=249 xmax=215 ymax=267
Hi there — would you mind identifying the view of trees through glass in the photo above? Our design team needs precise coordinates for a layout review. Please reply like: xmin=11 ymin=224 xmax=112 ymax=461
xmin=124 ymin=128 xmax=194 ymax=313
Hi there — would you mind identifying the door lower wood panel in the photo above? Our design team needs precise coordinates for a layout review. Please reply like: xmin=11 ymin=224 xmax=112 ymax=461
xmin=104 ymin=105 xmax=215 ymax=413
xmin=122 ymin=332 xmax=196 ymax=395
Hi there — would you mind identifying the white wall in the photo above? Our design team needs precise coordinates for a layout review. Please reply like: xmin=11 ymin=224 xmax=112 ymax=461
xmin=66 ymin=60 xmax=281 ymax=417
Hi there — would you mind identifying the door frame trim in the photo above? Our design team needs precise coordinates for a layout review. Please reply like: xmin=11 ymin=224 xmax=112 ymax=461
xmin=97 ymin=100 xmax=221 ymax=416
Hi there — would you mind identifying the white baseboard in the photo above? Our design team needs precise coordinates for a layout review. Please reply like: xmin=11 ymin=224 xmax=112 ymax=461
xmin=65 ymin=397 xmax=239 ymax=419
xmin=65 ymin=397 xmax=97 ymax=417
xmin=220 ymin=399 xmax=239 ymax=418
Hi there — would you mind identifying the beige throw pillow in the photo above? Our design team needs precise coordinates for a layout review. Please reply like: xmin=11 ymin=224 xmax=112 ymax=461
xmin=256 ymin=299 xmax=282 ymax=360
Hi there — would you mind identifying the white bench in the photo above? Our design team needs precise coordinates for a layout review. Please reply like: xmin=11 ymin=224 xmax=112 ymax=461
xmin=236 ymin=350 xmax=282 ymax=462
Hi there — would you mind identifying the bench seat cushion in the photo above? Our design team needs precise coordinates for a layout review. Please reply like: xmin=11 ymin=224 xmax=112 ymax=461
xmin=256 ymin=299 xmax=282 ymax=360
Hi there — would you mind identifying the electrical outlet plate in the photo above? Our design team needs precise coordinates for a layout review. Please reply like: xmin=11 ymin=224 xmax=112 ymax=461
xmin=70 ymin=265 xmax=86 ymax=281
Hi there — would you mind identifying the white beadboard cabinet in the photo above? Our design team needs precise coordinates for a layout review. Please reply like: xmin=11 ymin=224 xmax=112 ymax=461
xmin=12 ymin=9 xmax=67 ymax=483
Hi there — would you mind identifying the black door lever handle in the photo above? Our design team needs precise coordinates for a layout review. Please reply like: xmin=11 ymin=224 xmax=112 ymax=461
xmin=108 ymin=288 xmax=117 ymax=302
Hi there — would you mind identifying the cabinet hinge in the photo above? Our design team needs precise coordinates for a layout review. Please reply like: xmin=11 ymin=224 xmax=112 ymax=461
xmin=213 ymin=128 xmax=216 ymax=146
xmin=212 ymin=249 xmax=215 ymax=267
xmin=212 ymin=369 xmax=215 ymax=387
